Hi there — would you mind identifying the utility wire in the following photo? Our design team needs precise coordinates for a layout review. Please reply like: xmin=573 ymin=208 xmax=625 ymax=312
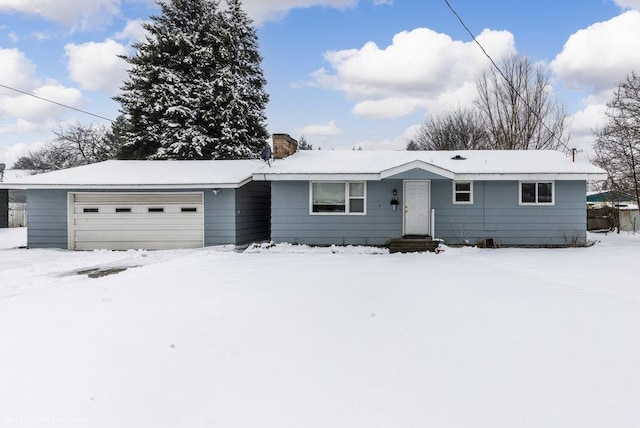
xmin=0 ymin=82 xmax=115 ymax=123
xmin=443 ymin=0 xmax=573 ymax=154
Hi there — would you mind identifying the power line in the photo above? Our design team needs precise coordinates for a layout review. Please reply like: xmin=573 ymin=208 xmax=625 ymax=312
xmin=0 ymin=82 xmax=115 ymax=123
xmin=443 ymin=0 xmax=573 ymax=154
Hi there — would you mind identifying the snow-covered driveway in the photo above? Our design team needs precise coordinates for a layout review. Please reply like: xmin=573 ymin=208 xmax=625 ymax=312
xmin=1 ymin=228 xmax=639 ymax=427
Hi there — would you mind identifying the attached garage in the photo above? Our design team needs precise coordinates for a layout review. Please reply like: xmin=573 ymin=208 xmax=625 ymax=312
xmin=6 ymin=159 xmax=271 ymax=250
xmin=69 ymin=192 xmax=204 ymax=250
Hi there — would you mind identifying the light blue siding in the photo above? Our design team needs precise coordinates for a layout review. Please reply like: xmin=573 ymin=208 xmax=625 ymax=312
xmin=203 ymin=188 xmax=236 ymax=246
xmin=27 ymin=186 xmax=271 ymax=249
xmin=27 ymin=189 xmax=68 ymax=248
xmin=271 ymin=179 xmax=588 ymax=247
xmin=271 ymin=181 xmax=403 ymax=245
xmin=432 ymin=180 xmax=588 ymax=246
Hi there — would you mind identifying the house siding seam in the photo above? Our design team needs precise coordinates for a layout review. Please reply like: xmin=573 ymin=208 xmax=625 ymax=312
xmin=270 ymin=180 xmax=588 ymax=247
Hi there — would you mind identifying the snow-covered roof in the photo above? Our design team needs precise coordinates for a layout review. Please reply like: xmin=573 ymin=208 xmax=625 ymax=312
xmin=0 ymin=160 xmax=268 ymax=189
xmin=0 ymin=150 xmax=607 ymax=189
xmin=254 ymin=150 xmax=607 ymax=181
xmin=0 ymin=169 xmax=35 ymax=183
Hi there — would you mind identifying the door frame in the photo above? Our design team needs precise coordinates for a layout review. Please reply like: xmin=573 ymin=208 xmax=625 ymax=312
xmin=402 ymin=180 xmax=431 ymax=236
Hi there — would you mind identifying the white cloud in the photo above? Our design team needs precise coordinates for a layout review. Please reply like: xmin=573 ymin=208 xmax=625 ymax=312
xmin=65 ymin=39 xmax=129 ymax=93
xmin=0 ymin=48 xmax=86 ymax=133
xmin=7 ymin=31 xmax=17 ymax=42
xmin=114 ymin=19 xmax=150 ymax=44
xmin=308 ymin=27 xmax=515 ymax=120
xmin=0 ymin=141 xmax=44 ymax=168
xmin=613 ymin=0 xmax=640 ymax=9
xmin=551 ymin=11 xmax=640 ymax=92
xmin=0 ymin=0 xmax=121 ymax=30
xmin=1 ymin=84 xmax=84 ymax=123
xmin=356 ymin=124 xmax=420 ymax=150
xmin=243 ymin=0 xmax=357 ymax=24
xmin=295 ymin=120 xmax=343 ymax=137
xmin=0 ymin=48 xmax=37 ymax=90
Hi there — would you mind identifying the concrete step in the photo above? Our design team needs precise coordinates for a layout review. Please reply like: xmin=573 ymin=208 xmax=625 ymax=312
xmin=387 ymin=237 xmax=440 ymax=253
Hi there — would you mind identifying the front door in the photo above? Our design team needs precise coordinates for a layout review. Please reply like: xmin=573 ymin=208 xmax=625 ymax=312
xmin=404 ymin=180 xmax=430 ymax=236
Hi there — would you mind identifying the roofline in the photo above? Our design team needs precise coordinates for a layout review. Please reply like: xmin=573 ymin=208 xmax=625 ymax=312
xmin=253 ymin=173 xmax=381 ymax=181
xmin=454 ymin=172 xmax=609 ymax=181
xmin=380 ymin=160 xmax=455 ymax=179
xmin=253 ymin=172 xmax=608 ymax=182
xmin=0 ymin=179 xmax=252 ymax=190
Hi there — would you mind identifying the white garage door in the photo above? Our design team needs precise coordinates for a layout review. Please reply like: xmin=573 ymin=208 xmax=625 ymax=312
xmin=69 ymin=192 xmax=204 ymax=250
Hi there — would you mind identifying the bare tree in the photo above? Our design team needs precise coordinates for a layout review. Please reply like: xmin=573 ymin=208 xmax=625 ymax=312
xmin=14 ymin=120 xmax=126 ymax=171
xmin=593 ymin=72 xmax=640 ymax=209
xmin=409 ymin=107 xmax=488 ymax=150
xmin=476 ymin=54 xmax=568 ymax=150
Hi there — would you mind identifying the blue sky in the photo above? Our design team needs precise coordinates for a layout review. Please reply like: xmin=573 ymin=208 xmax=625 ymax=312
xmin=0 ymin=0 xmax=639 ymax=166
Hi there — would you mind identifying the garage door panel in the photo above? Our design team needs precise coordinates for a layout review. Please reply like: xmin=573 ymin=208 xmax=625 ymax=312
xmin=74 ymin=193 xmax=202 ymax=204
xmin=70 ymin=192 xmax=204 ymax=250
xmin=74 ymin=216 xmax=202 ymax=227
xmin=74 ymin=240 xmax=203 ymax=251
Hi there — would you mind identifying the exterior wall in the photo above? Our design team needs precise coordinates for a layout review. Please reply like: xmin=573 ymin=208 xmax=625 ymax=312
xmin=27 ymin=186 xmax=272 ymax=249
xmin=203 ymin=188 xmax=236 ymax=246
xmin=235 ymin=181 xmax=271 ymax=245
xmin=0 ymin=189 xmax=8 ymax=228
xmin=271 ymin=180 xmax=403 ymax=245
xmin=271 ymin=179 xmax=588 ymax=247
xmin=619 ymin=210 xmax=640 ymax=232
xmin=27 ymin=189 xmax=68 ymax=248
xmin=432 ymin=180 xmax=588 ymax=246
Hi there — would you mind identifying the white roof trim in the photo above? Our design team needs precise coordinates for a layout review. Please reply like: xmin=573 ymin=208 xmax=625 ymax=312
xmin=0 ymin=180 xmax=250 ymax=190
xmin=455 ymin=172 xmax=609 ymax=181
xmin=254 ymin=173 xmax=381 ymax=181
xmin=380 ymin=160 xmax=455 ymax=179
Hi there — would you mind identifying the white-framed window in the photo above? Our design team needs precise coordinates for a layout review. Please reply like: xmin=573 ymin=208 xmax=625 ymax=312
xmin=310 ymin=182 xmax=366 ymax=215
xmin=519 ymin=181 xmax=554 ymax=205
xmin=453 ymin=181 xmax=473 ymax=204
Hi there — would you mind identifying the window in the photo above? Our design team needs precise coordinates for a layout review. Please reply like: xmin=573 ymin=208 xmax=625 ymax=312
xmin=453 ymin=181 xmax=473 ymax=204
xmin=115 ymin=208 xmax=131 ymax=213
xmin=83 ymin=208 xmax=99 ymax=213
xmin=181 ymin=207 xmax=197 ymax=213
xmin=148 ymin=207 xmax=164 ymax=213
xmin=311 ymin=182 xmax=366 ymax=214
xmin=520 ymin=181 xmax=554 ymax=205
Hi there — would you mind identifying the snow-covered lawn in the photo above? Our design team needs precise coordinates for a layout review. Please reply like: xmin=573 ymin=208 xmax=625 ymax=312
xmin=1 ymin=228 xmax=640 ymax=427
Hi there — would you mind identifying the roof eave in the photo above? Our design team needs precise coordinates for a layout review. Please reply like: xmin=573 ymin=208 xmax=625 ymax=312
xmin=455 ymin=172 xmax=609 ymax=181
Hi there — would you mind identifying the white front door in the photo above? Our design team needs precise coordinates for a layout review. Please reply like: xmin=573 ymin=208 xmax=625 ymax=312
xmin=403 ymin=180 xmax=430 ymax=236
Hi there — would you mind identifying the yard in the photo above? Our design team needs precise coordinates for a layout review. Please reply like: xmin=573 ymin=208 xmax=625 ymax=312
xmin=1 ymin=228 xmax=639 ymax=427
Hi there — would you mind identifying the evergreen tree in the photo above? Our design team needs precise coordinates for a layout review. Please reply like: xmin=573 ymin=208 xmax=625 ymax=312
xmin=115 ymin=0 xmax=269 ymax=160
xmin=214 ymin=0 xmax=269 ymax=159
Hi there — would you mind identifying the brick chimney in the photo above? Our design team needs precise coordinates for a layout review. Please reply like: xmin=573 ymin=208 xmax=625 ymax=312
xmin=272 ymin=134 xmax=298 ymax=159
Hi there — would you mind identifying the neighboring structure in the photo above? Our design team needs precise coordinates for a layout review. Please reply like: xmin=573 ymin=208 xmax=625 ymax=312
xmin=1 ymin=135 xmax=607 ymax=250
xmin=0 ymin=188 xmax=7 ymax=228
xmin=587 ymin=190 xmax=637 ymax=209
xmin=0 ymin=169 xmax=29 ymax=228
xmin=255 ymin=147 xmax=606 ymax=247
xmin=1 ymin=160 xmax=269 ymax=250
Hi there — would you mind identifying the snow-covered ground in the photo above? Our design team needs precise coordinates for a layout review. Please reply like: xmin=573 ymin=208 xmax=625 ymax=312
xmin=1 ymin=228 xmax=639 ymax=427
